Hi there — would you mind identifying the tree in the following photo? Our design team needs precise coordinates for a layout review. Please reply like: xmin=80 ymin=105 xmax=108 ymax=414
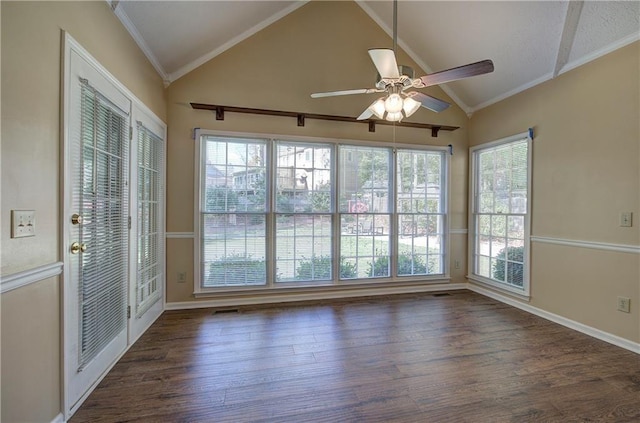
xmin=357 ymin=150 xmax=389 ymax=187
xmin=309 ymin=181 xmax=331 ymax=212
xmin=206 ymin=187 xmax=238 ymax=212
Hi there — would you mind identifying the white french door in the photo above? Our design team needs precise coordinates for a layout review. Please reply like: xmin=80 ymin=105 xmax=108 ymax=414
xmin=63 ymin=42 xmax=130 ymax=414
xmin=129 ymin=111 xmax=165 ymax=343
xmin=62 ymin=34 xmax=165 ymax=418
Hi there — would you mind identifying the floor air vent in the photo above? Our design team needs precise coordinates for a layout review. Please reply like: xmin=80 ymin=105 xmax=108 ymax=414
xmin=432 ymin=293 xmax=451 ymax=297
xmin=213 ymin=308 xmax=240 ymax=315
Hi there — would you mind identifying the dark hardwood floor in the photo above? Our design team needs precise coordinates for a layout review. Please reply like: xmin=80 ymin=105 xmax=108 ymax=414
xmin=70 ymin=291 xmax=640 ymax=422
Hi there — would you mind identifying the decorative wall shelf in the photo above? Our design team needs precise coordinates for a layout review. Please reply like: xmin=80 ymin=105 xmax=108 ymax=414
xmin=190 ymin=103 xmax=458 ymax=137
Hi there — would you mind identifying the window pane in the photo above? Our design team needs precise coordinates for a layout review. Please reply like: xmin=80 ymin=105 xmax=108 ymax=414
xmin=398 ymin=214 xmax=443 ymax=275
xmin=396 ymin=149 xmax=445 ymax=277
xmin=276 ymin=214 xmax=332 ymax=282
xmin=339 ymin=146 xmax=391 ymax=213
xmin=202 ymin=214 xmax=266 ymax=287
xmin=201 ymin=136 xmax=267 ymax=288
xmin=276 ymin=143 xmax=332 ymax=213
xmin=205 ymin=138 xmax=267 ymax=213
xmin=340 ymin=214 xmax=390 ymax=279
xmin=397 ymin=150 xmax=443 ymax=213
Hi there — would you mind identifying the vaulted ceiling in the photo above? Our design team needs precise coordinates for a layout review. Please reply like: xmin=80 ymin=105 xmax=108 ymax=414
xmin=113 ymin=0 xmax=639 ymax=114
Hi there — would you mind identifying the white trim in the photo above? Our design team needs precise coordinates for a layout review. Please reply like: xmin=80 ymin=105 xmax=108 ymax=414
xmin=0 ymin=262 xmax=63 ymax=294
xmin=469 ymin=72 xmax=555 ymax=114
xmin=168 ymin=1 xmax=309 ymax=83
xmin=531 ymin=236 xmax=640 ymax=255
xmin=50 ymin=413 xmax=65 ymax=423
xmin=166 ymin=232 xmax=195 ymax=239
xmin=468 ymin=284 xmax=640 ymax=355
xmin=168 ymin=283 xmax=467 ymax=310
xmin=558 ymin=32 xmax=640 ymax=76
xmin=110 ymin=1 xmax=169 ymax=84
xmin=470 ymin=34 xmax=640 ymax=113
xmin=553 ymin=1 xmax=583 ymax=78
xmin=450 ymin=229 xmax=468 ymax=235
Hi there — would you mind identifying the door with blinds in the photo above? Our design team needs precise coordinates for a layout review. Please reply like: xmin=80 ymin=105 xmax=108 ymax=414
xmin=63 ymin=34 xmax=166 ymax=417
xmin=129 ymin=112 xmax=165 ymax=343
xmin=64 ymin=43 xmax=130 ymax=412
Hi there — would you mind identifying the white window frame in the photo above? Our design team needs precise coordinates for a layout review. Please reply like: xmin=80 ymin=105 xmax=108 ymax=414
xmin=193 ymin=129 xmax=450 ymax=295
xmin=468 ymin=131 xmax=532 ymax=297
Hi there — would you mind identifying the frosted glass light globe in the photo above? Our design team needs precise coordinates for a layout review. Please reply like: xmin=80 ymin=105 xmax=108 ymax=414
xmin=384 ymin=93 xmax=403 ymax=114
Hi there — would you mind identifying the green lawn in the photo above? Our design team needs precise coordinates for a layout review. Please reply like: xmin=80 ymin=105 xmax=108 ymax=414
xmin=203 ymin=224 xmax=442 ymax=285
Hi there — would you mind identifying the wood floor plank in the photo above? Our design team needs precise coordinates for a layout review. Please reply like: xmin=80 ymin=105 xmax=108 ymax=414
xmin=70 ymin=291 xmax=640 ymax=422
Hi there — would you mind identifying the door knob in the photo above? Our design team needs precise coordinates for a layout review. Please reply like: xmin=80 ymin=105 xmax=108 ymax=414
xmin=70 ymin=242 xmax=87 ymax=254
xmin=71 ymin=214 xmax=83 ymax=225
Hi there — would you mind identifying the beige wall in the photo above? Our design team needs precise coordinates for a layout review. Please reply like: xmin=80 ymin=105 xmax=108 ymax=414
xmin=469 ymin=42 xmax=640 ymax=342
xmin=1 ymin=2 xmax=166 ymax=422
xmin=165 ymin=1 xmax=471 ymax=303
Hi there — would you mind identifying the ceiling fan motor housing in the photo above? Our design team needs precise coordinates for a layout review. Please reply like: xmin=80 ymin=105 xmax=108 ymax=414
xmin=376 ymin=65 xmax=415 ymax=90
xmin=376 ymin=65 xmax=414 ymax=82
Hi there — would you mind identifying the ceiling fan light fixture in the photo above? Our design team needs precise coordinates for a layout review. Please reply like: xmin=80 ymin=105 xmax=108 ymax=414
xmin=370 ymin=97 xmax=387 ymax=119
xmin=385 ymin=111 xmax=404 ymax=122
xmin=402 ymin=96 xmax=421 ymax=117
xmin=384 ymin=93 xmax=404 ymax=114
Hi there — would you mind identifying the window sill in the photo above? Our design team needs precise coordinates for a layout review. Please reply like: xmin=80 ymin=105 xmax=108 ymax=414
xmin=191 ymin=277 xmax=460 ymax=304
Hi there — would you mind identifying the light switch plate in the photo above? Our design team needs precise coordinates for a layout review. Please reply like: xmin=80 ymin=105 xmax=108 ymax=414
xmin=620 ymin=212 xmax=633 ymax=227
xmin=11 ymin=210 xmax=36 ymax=238
xmin=620 ymin=212 xmax=633 ymax=228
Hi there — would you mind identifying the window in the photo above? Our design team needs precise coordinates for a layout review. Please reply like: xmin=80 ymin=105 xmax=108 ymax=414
xmin=276 ymin=143 xmax=333 ymax=282
xmin=199 ymin=137 xmax=267 ymax=287
xmin=195 ymin=131 xmax=449 ymax=292
xmin=339 ymin=145 xmax=391 ymax=278
xmin=470 ymin=133 xmax=531 ymax=295
xmin=397 ymin=149 xmax=446 ymax=275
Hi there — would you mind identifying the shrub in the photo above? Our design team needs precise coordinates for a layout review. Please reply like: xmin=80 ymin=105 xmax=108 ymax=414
xmin=207 ymin=253 xmax=265 ymax=286
xmin=295 ymin=255 xmax=358 ymax=280
xmin=492 ymin=246 xmax=524 ymax=286
xmin=368 ymin=253 xmax=431 ymax=277
xmin=295 ymin=255 xmax=331 ymax=280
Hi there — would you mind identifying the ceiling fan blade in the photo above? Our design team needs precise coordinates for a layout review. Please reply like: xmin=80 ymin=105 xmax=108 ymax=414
xmin=311 ymin=88 xmax=377 ymax=98
xmin=357 ymin=107 xmax=374 ymax=121
xmin=406 ymin=91 xmax=451 ymax=113
xmin=368 ymin=49 xmax=400 ymax=79
xmin=416 ymin=59 xmax=494 ymax=88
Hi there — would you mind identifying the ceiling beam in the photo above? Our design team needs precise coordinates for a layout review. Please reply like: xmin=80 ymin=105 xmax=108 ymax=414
xmin=553 ymin=1 xmax=584 ymax=78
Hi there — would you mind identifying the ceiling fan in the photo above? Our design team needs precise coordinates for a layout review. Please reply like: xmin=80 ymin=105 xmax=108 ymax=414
xmin=310 ymin=1 xmax=494 ymax=122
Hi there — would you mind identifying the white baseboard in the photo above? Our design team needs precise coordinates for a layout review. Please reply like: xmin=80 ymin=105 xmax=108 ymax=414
xmin=166 ymin=283 xmax=468 ymax=310
xmin=468 ymin=284 xmax=640 ymax=355
xmin=51 ymin=413 xmax=65 ymax=423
